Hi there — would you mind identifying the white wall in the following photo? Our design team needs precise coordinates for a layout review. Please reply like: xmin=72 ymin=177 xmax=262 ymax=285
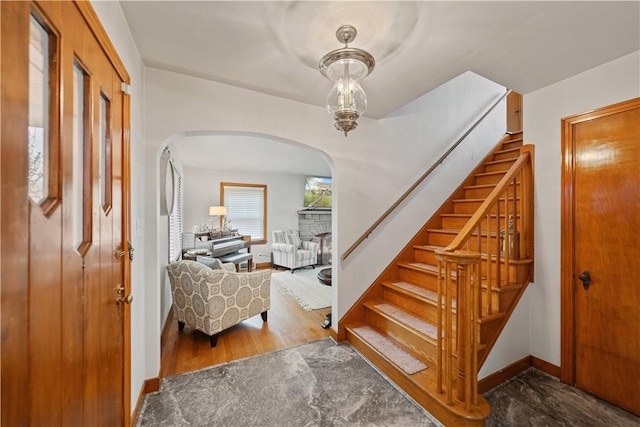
xmin=182 ymin=168 xmax=305 ymax=238
xmin=524 ymin=51 xmax=640 ymax=367
xmin=89 ymin=0 xmax=147 ymax=414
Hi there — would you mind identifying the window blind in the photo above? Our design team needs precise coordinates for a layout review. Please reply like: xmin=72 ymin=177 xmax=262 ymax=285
xmin=223 ymin=185 xmax=265 ymax=241
xmin=169 ymin=169 xmax=182 ymax=262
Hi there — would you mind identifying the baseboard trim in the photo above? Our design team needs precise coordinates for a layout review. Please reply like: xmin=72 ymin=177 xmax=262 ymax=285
xmin=131 ymin=377 xmax=161 ymax=426
xmin=256 ymin=261 xmax=271 ymax=270
xmin=329 ymin=327 xmax=339 ymax=342
xmin=478 ymin=355 xmax=531 ymax=394
xmin=478 ymin=355 xmax=561 ymax=394
xmin=161 ymin=308 xmax=174 ymax=348
xmin=531 ymin=355 xmax=561 ymax=378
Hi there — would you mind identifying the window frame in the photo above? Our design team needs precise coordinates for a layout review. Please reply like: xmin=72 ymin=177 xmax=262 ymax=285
xmin=220 ymin=182 xmax=267 ymax=244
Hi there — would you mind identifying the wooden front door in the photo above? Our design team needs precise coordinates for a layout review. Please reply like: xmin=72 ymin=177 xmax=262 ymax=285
xmin=1 ymin=1 xmax=132 ymax=425
xmin=561 ymin=98 xmax=640 ymax=416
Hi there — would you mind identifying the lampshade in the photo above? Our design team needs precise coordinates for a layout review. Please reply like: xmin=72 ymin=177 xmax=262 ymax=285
xmin=319 ymin=25 xmax=375 ymax=137
xmin=209 ymin=206 xmax=227 ymax=216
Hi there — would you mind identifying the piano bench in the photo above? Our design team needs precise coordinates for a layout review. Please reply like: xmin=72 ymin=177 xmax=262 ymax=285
xmin=218 ymin=253 xmax=253 ymax=272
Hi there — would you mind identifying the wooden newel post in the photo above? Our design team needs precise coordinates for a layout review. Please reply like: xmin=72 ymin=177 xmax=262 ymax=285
xmin=435 ymin=250 xmax=481 ymax=408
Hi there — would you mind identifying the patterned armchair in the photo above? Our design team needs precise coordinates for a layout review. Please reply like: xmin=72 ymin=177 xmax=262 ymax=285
xmin=271 ymin=229 xmax=319 ymax=273
xmin=166 ymin=260 xmax=271 ymax=347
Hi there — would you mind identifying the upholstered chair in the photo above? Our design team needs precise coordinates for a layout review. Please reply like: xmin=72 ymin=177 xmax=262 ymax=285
xmin=271 ymin=229 xmax=319 ymax=273
xmin=166 ymin=260 xmax=271 ymax=347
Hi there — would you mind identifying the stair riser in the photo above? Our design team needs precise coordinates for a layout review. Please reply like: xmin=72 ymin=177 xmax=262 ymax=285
xmin=453 ymin=200 xmax=484 ymax=214
xmin=465 ymin=183 xmax=520 ymax=199
xmin=464 ymin=186 xmax=495 ymax=199
xmin=485 ymin=160 xmax=516 ymax=173
xmin=493 ymin=150 xmax=521 ymax=161
xmin=474 ymin=173 xmax=505 ymax=186
xmin=428 ymin=233 xmax=498 ymax=251
xmin=364 ymin=307 xmax=439 ymax=362
xmin=479 ymin=285 xmax=521 ymax=313
xmin=441 ymin=215 xmax=518 ymax=230
xmin=502 ymin=140 xmax=523 ymax=151
xmin=414 ymin=248 xmax=440 ymax=265
xmin=398 ymin=267 xmax=439 ymax=289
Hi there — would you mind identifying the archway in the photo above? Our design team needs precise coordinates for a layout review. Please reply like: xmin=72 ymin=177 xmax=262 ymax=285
xmin=155 ymin=131 xmax=337 ymax=375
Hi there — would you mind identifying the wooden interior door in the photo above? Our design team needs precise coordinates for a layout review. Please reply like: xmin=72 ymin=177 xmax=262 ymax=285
xmin=0 ymin=2 xmax=131 ymax=425
xmin=561 ymin=98 xmax=640 ymax=416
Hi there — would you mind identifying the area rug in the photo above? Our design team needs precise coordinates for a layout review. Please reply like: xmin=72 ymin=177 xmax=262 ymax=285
xmin=272 ymin=266 xmax=332 ymax=311
xmin=137 ymin=339 xmax=438 ymax=427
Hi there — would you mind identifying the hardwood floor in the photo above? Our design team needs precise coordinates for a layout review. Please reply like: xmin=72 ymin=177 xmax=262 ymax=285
xmin=160 ymin=268 xmax=332 ymax=378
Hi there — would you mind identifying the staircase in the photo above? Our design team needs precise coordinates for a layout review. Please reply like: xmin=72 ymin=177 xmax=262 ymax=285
xmin=340 ymin=132 xmax=534 ymax=426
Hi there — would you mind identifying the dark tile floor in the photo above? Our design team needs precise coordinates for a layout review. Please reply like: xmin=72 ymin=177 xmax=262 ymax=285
xmin=485 ymin=368 xmax=640 ymax=426
xmin=138 ymin=340 xmax=640 ymax=426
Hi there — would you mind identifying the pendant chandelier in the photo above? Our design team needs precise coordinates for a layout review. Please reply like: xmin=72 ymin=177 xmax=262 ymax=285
xmin=319 ymin=25 xmax=375 ymax=137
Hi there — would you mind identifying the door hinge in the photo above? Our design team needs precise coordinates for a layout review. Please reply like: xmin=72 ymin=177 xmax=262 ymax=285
xmin=127 ymin=240 xmax=135 ymax=262
xmin=121 ymin=82 xmax=132 ymax=96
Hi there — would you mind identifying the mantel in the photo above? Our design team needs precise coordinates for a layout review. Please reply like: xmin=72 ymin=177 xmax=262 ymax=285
xmin=297 ymin=209 xmax=332 ymax=215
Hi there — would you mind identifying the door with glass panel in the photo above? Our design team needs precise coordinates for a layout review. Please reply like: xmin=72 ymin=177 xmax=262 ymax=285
xmin=1 ymin=2 xmax=131 ymax=425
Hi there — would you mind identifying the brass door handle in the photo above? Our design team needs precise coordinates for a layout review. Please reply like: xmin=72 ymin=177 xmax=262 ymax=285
xmin=116 ymin=284 xmax=133 ymax=305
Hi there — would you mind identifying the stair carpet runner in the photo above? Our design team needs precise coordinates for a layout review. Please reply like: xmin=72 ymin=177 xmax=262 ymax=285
xmin=391 ymin=279 xmax=457 ymax=309
xmin=353 ymin=287 xmax=452 ymax=375
xmin=351 ymin=325 xmax=427 ymax=375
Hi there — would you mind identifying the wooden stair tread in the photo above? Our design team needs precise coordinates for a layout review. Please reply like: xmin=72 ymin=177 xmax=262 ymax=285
xmin=494 ymin=147 xmax=521 ymax=155
xmin=382 ymin=282 xmax=456 ymax=308
xmin=413 ymin=244 xmax=445 ymax=252
xmin=453 ymin=197 xmax=521 ymax=203
xmin=349 ymin=325 xmax=428 ymax=374
xmin=383 ymin=281 xmax=458 ymax=309
xmin=485 ymin=158 xmax=517 ymax=166
xmin=399 ymin=262 xmax=458 ymax=277
xmin=439 ymin=213 xmax=521 ymax=219
xmin=427 ymin=228 xmax=499 ymax=237
xmin=366 ymin=300 xmax=439 ymax=340
xmin=475 ymin=170 xmax=507 ymax=178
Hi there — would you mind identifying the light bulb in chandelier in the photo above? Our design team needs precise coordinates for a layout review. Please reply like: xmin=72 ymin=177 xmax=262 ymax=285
xmin=326 ymin=79 xmax=367 ymax=136
xmin=319 ymin=25 xmax=375 ymax=137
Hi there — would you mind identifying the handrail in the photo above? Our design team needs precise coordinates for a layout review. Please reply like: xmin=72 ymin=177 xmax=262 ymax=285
xmin=442 ymin=150 xmax=530 ymax=252
xmin=341 ymin=89 xmax=512 ymax=261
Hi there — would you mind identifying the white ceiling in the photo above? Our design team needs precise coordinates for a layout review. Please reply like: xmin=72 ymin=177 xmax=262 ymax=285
xmin=119 ymin=1 xmax=639 ymax=172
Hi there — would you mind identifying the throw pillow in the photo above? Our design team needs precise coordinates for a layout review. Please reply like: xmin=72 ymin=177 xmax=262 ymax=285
xmin=284 ymin=231 xmax=301 ymax=248
xmin=196 ymin=256 xmax=223 ymax=270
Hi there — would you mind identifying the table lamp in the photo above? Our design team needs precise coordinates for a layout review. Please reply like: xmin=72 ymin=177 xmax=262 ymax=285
xmin=209 ymin=206 xmax=227 ymax=230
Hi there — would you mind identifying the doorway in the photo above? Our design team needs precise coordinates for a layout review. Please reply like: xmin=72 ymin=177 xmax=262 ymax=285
xmin=560 ymin=98 xmax=640 ymax=416
xmin=0 ymin=1 xmax=132 ymax=425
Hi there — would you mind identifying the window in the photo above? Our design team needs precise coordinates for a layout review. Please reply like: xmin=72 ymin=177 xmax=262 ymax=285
xmin=221 ymin=183 xmax=266 ymax=243
xmin=168 ymin=162 xmax=182 ymax=262
xmin=72 ymin=60 xmax=91 ymax=255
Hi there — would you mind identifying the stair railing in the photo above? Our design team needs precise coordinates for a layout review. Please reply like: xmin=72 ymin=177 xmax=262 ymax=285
xmin=341 ymin=89 xmax=511 ymax=261
xmin=435 ymin=145 xmax=534 ymax=410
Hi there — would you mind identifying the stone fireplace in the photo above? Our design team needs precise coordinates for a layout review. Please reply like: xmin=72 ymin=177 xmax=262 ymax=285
xmin=298 ymin=209 xmax=332 ymax=264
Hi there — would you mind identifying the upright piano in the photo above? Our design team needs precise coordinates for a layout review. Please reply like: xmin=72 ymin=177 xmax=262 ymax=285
xmin=182 ymin=231 xmax=252 ymax=270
